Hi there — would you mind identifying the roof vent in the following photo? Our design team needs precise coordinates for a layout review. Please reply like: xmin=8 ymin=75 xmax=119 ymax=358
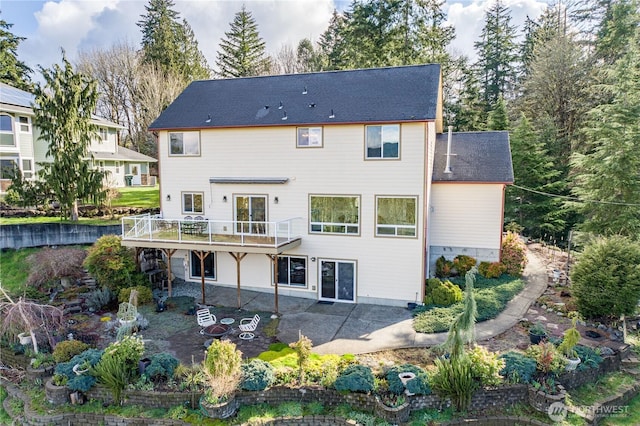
xmin=329 ymin=109 xmax=335 ymax=119
xmin=205 ymin=114 xmax=212 ymax=123
xmin=302 ymin=86 xmax=307 ymax=95
xmin=278 ymin=101 xmax=283 ymax=109
xmin=281 ymin=110 xmax=288 ymax=121
xmin=444 ymin=126 xmax=453 ymax=174
xmin=308 ymin=103 xmax=316 ymax=108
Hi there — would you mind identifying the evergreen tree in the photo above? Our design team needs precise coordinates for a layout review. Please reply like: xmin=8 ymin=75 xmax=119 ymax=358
xmin=504 ymin=114 xmax=565 ymax=237
xmin=296 ymin=38 xmax=323 ymax=73
xmin=33 ymin=54 xmax=106 ymax=221
xmin=318 ymin=9 xmax=348 ymax=70
xmin=486 ymin=96 xmax=508 ymax=130
xmin=474 ymin=0 xmax=518 ymax=111
xmin=137 ymin=0 xmax=209 ymax=82
xmin=570 ymin=31 xmax=640 ymax=237
xmin=595 ymin=0 xmax=640 ymax=64
xmin=215 ymin=6 xmax=270 ymax=78
xmin=449 ymin=60 xmax=485 ymax=131
xmin=0 ymin=18 xmax=32 ymax=90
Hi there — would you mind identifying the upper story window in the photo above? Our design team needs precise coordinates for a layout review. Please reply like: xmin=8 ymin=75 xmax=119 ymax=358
xmin=22 ymin=159 xmax=33 ymax=179
xmin=18 ymin=116 xmax=30 ymax=133
xmin=169 ymin=131 xmax=200 ymax=156
xmin=297 ymin=127 xmax=323 ymax=148
xmin=182 ymin=192 xmax=204 ymax=214
xmin=310 ymin=195 xmax=360 ymax=235
xmin=99 ymin=128 xmax=108 ymax=141
xmin=0 ymin=114 xmax=15 ymax=147
xmin=376 ymin=196 xmax=417 ymax=237
xmin=366 ymin=124 xmax=400 ymax=159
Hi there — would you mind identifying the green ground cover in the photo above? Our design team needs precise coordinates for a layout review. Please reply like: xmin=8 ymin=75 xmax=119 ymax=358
xmin=112 ymin=185 xmax=159 ymax=208
xmin=0 ymin=247 xmax=39 ymax=295
xmin=413 ymin=275 xmax=525 ymax=333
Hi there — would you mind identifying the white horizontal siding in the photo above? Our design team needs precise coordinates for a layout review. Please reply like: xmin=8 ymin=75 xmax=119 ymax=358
xmin=429 ymin=183 xmax=504 ymax=250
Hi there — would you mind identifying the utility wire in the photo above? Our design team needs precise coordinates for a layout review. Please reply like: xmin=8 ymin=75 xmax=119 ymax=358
xmin=511 ymin=184 xmax=640 ymax=207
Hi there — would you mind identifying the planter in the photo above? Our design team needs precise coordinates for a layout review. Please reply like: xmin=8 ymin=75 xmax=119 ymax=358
xmin=118 ymin=317 xmax=136 ymax=328
xmin=374 ymin=395 xmax=411 ymax=424
xmin=565 ymin=357 xmax=581 ymax=372
xmin=45 ymin=378 xmax=70 ymax=405
xmin=199 ymin=394 xmax=240 ymax=419
xmin=27 ymin=364 xmax=54 ymax=380
xmin=528 ymin=383 xmax=567 ymax=414
xmin=18 ymin=332 xmax=32 ymax=346
xmin=139 ymin=358 xmax=152 ymax=375
xmin=529 ymin=331 xmax=547 ymax=345
xmin=398 ymin=372 xmax=416 ymax=396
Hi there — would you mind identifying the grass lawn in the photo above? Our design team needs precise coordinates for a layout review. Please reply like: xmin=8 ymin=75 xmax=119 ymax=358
xmin=0 ymin=248 xmax=39 ymax=295
xmin=0 ymin=216 xmax=120 ymax=225
xmin=413 ymin=275 xmax=525 ymax=333
xmin=112 ymin=185 xmax=159 ymax=208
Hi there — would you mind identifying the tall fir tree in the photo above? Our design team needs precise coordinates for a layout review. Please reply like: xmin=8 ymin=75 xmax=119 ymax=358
xmin=318 ymin=9 xmax=348 ymax=70
xmin=504 ymin=114 xmax=565 ymax=237
xmin=449 ymin=59 xmax=485 ymax=131
xmin=474 ymin=0 xmax=518 ymax=111
xmin=0 ymin=18 xmax=32 ymax=90
xmin=32 ymin=54 xmax=106 ymax=221
xmin=570 ymin=30 xmax=640 ymax=238
xmin=486 ymin=96 xmax=509 ymax=130
xmin=137 ymin=0 xmax=209 ymax=82
xmin=215 ymin=6 xmax=270 ymax=78
xmin=595 ymin=0 xmax=640 ymax=64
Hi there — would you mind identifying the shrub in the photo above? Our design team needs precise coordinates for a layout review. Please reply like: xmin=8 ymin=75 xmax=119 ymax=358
xmin=203 ymin=339 xmax=242 ymax=402
xmin=453 ymin=255 xmax=477 ymax=276
xmin=333 ymin=364 xmax=374 ymax=393
xmin=118 ymin=286 xmax=153 ymax=305
xmin=385 ymin=364 xmax=430 ymax=395
xmin=83 ymin=235 xmax=141 ymax=292
xmin=478 ymin=261 xmax=507 ymax=279
xmin=84 ymin=287 xmax=114 ymax=312
xmin=570 ymin=236 xmax=640 ymax=319
xmin=430 ymin=357 xmax=477 ymax=412
xmin=93 ymin=354 xmax=129 ymax=405
xmin=574 ymin=345 xmax=603 ymax=370
xmin=52 ymin=340 xmax=89 ymax=363
xmin=435 ymin=256 xmax=453 ymax=278
xmin=289 ymin=334 xmax=312 ymax=384
xmin=26 ymin=247 xmax=86 ymax=287
xmin=468 ymin=346 xmax=504 ymax=387
xmin=144 ymin=353 xmax=179 ymax=382
xmin=499 ymin=351 xmax=537 ymax=384
xmin=54 ymin=348 xmax=104 ymax=392
xmin=424 ymin=278 xmax=463 ymax=307
xmin=501 ymin=232 xmax=528 ymax=276
xmin=526 ymin=342 xmax=566 ymax=375
xmin=241 ymin=359 xmax=275 ymax=391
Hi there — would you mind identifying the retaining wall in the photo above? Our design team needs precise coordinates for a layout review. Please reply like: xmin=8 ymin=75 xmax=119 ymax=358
xmin=0 ymin=223 xmax=121 ymax=249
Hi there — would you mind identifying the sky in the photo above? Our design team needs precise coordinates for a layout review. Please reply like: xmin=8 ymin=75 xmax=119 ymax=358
xmin=2 ymin=0 xmax=549 ymax=76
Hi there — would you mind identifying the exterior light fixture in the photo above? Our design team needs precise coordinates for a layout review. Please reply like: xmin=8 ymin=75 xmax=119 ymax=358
xmin=223 ymin=196 xmax=227 ymax=202
xmin=274 ymin=196 xmax=279 ymax=204
xmin=166 ymin=194 xmax=171 ymax=201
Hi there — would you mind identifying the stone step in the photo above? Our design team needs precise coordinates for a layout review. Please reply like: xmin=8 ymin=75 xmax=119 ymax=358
xmin=63 ymin=305 xmax=82 ymax=315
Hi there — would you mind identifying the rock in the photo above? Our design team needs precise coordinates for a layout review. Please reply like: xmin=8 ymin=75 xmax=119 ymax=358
xmin=528 ymin=309 xmax=539 ymax=315
xmin=578 ymin=320 xmax=587 ymax=327
xmin=535 ymin=315 xmax=548 ymax=322
xmin=557 ymin=312 xmax=564 ymax=316
xmin=541 ymin=305 xmax=548 ymax=310
xmin=547 ymin=323 xmax=559 ymax=330
xmin=600 ymin=347 xmax=615 ymax=356
xmin=547 ymin=308 xmax=554 ymax=312
xmin=598 ymin=324 xmax=608 ymax=331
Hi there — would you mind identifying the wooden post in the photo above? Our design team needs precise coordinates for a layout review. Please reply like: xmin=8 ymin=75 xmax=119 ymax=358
xmin=229 ymin=253 xmax=247 ymax=309
xmin=160 ymin=248 xmax=177 ymax=297
xmin=273 ymin=254 xmax=279 ymax=314
xmin=193 ymin=251 xmax=209 ymax=304
xmin=135 ymin=248 xmax=144 ymax=272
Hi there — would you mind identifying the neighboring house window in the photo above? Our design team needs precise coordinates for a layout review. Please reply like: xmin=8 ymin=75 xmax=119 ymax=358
xmin=182 ymin=192 xmax=204 ymax=214
xmin=0 ymin=158 xmax=18 ymax=179
xmin=99 ymin=128 xmax=108 ymax=141
xmin=276 ymin=256 xmax=307 ymax=287
xmin=115 ymin=161 xmax=120 ymax=174
xmin=190 ymin=251 xmax=215 ymax=279
xmin=366 ymin=124 xmax=400 ymax=159
xmin=376 ymin=196 xmax=417 ymax=237
xmin=310 ymin=195 xmax=360 ymax=235
xmin=97 ymin=161 xmax=105 ymax=172
xmin=21 ymin=159 xmax=33 ymax=179
xmin=0 ymin=114 xmax=14 ymax=147
xmin=169 ymin=131 xmax=200 ymax=156
xmin=18 ymin=116 xmax=30 ymax=133
xmin=297 ymin=127 xmax=323 ymax=148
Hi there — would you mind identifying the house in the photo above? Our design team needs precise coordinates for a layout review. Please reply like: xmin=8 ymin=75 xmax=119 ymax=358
xmin=120 ymin=64 xmax=513 ymax=308
xmin=0 ymin=82 xmax=157 ymax=192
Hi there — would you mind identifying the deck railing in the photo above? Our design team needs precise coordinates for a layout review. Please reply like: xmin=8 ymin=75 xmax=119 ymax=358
xmin=121 ymin=214 xmax=303 ymax=248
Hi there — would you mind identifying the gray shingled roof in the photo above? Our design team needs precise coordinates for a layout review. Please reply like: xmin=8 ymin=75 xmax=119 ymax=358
xmin=432 ymin=131 xmax=513 ymax=183
xmin=149 ymin=64 xmax=441 ymax=130
xmin=92 ymin=146 xmax=157 ymax=162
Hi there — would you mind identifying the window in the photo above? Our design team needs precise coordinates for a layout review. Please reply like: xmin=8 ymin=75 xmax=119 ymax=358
xmin=190 ymin=251 xmax=215 ymax=279
xmin=21 ymin=159 xmax=33 ymax=179
xmin=169 ymin=132 xmax=200 ymax=156
xmin=115 ymin=161 xmax=120 ymax=174
xmin=310 ymin=195 xmax=360 ymax=235
xmin=376 ymin=196 xmax=417 ymax=237
xmin=297 ymin=127 xmax=323 ymax=148
xmin=182 ymin=192 xmax=204 ymax=214
xmin=0 ymin=114 xmax=14 ymax=147
xmin=0 ymin=158 xmax=18 ymax=179
xmin=276 ymin=256 xmax=307 ymax=287
xmin=98 ymin=161 xmax=105 ymax=172
xmin=366 ymin=124 xmax=400 ymax=159
xmin=99 ymin=128 xmax=108 ymax=141
xmin=18 ymin=116 xmax=30 ymax=133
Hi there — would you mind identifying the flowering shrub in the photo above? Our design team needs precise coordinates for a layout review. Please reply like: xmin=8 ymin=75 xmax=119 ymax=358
xmin=526 ymin=342 xmax=566 ymax=375
xmin=501 ymin=232 xmax=527 ymax=276
xmin=478 ymin=261 xmax=507 ymax=279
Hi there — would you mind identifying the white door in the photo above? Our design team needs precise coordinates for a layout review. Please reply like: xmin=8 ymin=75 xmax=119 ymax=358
xmin=319 ymin=260 xmax=356 ymax=303
xmin=130 ymin=164 xmax=141 ymax=185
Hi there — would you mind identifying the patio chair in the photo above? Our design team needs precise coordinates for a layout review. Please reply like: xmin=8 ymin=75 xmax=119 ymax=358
xmin=238 ymin=314 xmax=260 ymax=340
xmin=196 ymin=308 xmax=216 ymax=329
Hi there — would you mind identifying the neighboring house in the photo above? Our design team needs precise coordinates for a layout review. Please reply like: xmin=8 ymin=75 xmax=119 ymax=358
xmin=120 ymin=64 xmax=513 ymax=307
xmin=0 ymin=82 xmax=157 ymax=192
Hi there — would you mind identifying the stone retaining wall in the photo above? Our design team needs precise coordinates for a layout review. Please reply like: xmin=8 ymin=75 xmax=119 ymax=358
xmin=0 ymin=223 xmax=122 ymax=249
xmin=556 ymin=353 xmax=622 ymax=390
xmin=86 ymin=385 xmax=202 ymax=409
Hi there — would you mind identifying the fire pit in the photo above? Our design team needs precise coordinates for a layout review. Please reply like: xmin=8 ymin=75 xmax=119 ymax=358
xmin=585 ymin=330 xmax=602 ymax=339
xmin=200 ymin=324 xmax=231 ymax=338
